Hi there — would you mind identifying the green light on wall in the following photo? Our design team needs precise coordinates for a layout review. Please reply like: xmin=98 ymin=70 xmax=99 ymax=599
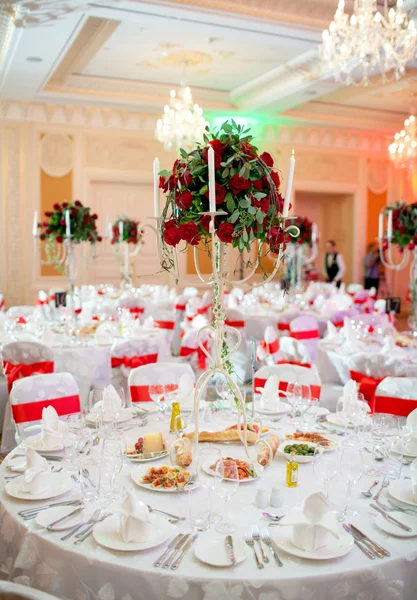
xmin=210 ymin=116 xmax=260 ymax=130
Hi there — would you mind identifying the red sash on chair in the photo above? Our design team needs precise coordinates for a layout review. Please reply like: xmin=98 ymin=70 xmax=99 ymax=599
xmin=197 ymin=304 xmax=212 ymax=315
xmin=3 ymin=360 xmax=54 ymax=392
xmin=0 ymin=298 xmax=5 ymax=311
xmin=353 ymin=297 xmax=367 ymax=305
xmin=175 ymin=303 xmax=186 ymax=311
xmin=225 ymin=319 xmax=245 ymax=328
xmin=349 ymin=370 xmax=385 ymax=413
xmin=374 ymin=395 xmax=417 ymax=417
xmin=11 ymin=394 xmax=80 ymax=424
xmin=290 ymin=329 xmax=319 ymax=340
xmin=278 ymin=322 xmax=290 ymax=332
xmin=129 ymin=307 xmax=144 ymax=318
xmin=111 ymin=353 xmax=158 ymax=369
xmin=179 ymin=341 xmax=209 ymax=370
xmin=260 ymin=339 xmax=279 ymax=354
xmin=154 ymin=320 xmax=175 ymax=330
xmin=277 ymin=360 xmax=312 ymax=368
xmin=333 ymin=320 xmax=344 ymax=329
xmin=253 ymin=377 xmax=321 ymax=399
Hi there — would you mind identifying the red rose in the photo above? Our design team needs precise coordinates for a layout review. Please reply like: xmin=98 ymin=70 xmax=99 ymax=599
xmin=382 ymin=240 xmax=388 ymax=250
xmin=159 ymin=176 xmax=169 ymax=193
xmin=204 ymin=147 xmax=222 ymax=169
xmin=399 ymin=247 xmax=404 ymax=254
xmin=414 ymin=234 xmax=417 ymax=243
xmin=270 ymin=171 xmax=280 ymax=188
xmin=409 ymin=242 xmax=415 ymax=250
xmin=62 ymin=202 xmax=69 ymax=208
xmin=60 ymin=219 xmax=65 ymax=226
xmin=42 ymin=222 xmax=48 ymax=227
xmin=179 ymin=169 xmax=192 ymax=186
xmin=175 ymin=190 xmax=193 ymax=210
xmin=74 ymin=200 xmax=82 ymax=207
xmin=53 ymin=203 xmax=60 ymax=210
xmin=297 ymin=238 xmax=304 ymax=245
xmin=229 ymin=174 xmax=250 ymax=195
xmin=163 ymin=219 xmax=182 ymax=247
xmin=71 ymin=208 xmax=77 ymax=217
xmin=399 ymin=226 xmax=407 ymax=234
xmin=84 ymin=216 xmax=91 ymax=224
xmin=209 ymin=139 xmax=226 ymax=157
xmin=179 ymin=222 xmax=200 ymax=246
xmin=252 ymin=196 xmax=269 ymax=214
xmin=252 ymin=180 xmax=263 ymax=192
xmin=200 ymin=214 xmax=215 ymax=232
xmin=241 ymin=142 xmax=257 ymax=158
xmin=92 ymin=213 xmax=98 ymax=220
xmin=217 ymin=222 xmax=235 ymax=243
xmin=97 ymin=236 xmax=102 ymax=242
xmin=204 ymin=184 xmax=226 ymax=205
xmin=45 ymin=211 xmax=53 ymax=217
xmin=260 ymin=152 xmax=274 ymax=167
xmin=130 ymin=228 xmax=136 ymax=235
xmin=267 ymin=228 xmax=286 ymax=254
xmin=56 ymin=235 xmax=63 ymax=243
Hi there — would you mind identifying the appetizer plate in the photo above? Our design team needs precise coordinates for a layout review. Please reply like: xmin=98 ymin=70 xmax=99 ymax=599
xmin=277 ymin=441 xmax=317 ymax=464
xmin=374 ymin=512 xmax=417 ymax=538
xmin=93 ymin=514 xmax=175 ymax=551
xmin=130 ymin=465 xmax=201 ymax=493
xmin=389 ymin=480 xmax=417 ymax=507
xmin=5 ymin=472 xmax=73 ymax=501
xmin=194 ymin=537 xmax=248 ymax=567
xmin=284 ymin=434 xmax=338 ymax=452
xmin=201 ymin=462 xmax=260 ymax=483
xmin=272 ymin=526 xmax=354 ymax=560
xmin=124 ymin=451 xmax=168 ymax=463
xmin=36 ymin=505 xmax=84 ymax=531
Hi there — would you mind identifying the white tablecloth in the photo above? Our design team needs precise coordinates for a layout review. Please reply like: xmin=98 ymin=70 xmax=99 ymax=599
xmin=1 ymin=407 xmax=417 ymax=600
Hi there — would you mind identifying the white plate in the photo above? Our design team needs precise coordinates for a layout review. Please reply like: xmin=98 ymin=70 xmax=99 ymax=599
xmin=284 ymin=434 xmax=338 ymax=452
xmin=86 ymin=407 xmax=133 ymax=425
xmin=201 ymin=462 xmax=260 ymax=483
xmin=374 ymin=512 xmax=417 ymax=538
xmin=130 ymin=465 xmax=201 ymax=493
xmin=277 ymin=441 xmax=317 ymax=463
xmin=36 ymin=505 xmax=84 ymax=531
xmin=305 ymin=406 xmax=330 ymax=417
xmin=252 ymin=402 xmax=292 ymax=416
xmin=22 ymin=434 xmax=66 ymax=452
xmin=93 ymin=514 xmax=175 ymax=551
xmin=125 ymin=451 xmax=168 ymax=463
xmin=325 ymin=414 xmax=355 ymax=428
xmin=194 ymin=537 xmax=248 ymax=567
xmin=272 ymin=526 xmax=354 ymax=560
xmin=5 ymin=472 xmax=74 ymax=501
xmin=389 ymin=479 xmax=417 ymax=507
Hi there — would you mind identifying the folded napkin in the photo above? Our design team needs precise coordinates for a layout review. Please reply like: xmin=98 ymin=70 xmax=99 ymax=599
xmin=20 ymin=447 xmax=51 ymax=494
xmin=259 ymin=375 xmax=280 ymax=410
xmin=279 ymin=337 xmax=310 ymax=365
xmin=41 ymin=406 xmax=66 ymax=449
xmin=342 ymin=379 xmax=357 ymax=414
xmin=119 ymin=491 xmax=153 ymax=542
xmin=177 ymin=373 xmax=194 ymax=408
xmin=381 ymin=336 xmax=406 ymax=358
xmin=93 ymin=385 xmax=123 ymax=420
xmin=326 ymin=321 xmax=339 ymax=340
xmin=280 ymin=492 xmax=340 ymax=552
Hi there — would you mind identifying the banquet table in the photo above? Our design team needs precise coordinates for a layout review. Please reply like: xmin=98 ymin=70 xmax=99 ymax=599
xmin=1 ymin=405 xmax=417 ymax=600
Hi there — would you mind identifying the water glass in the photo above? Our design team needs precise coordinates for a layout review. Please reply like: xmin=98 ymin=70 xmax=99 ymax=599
xmin=101 ymin=436 xmax=125 ymax=501
xmin=383 ymin=437 xmax=404 ymax=479
xmin=189 ymin=491 xmax=210 ymax=531
xmin=149 ymin=384 xmax=166 ymax=420
xmin=78 ymin=457 xmax=102 ymax=503
xmin=313 ymin=442 xmax=339 ymax=497
xmin=340 ymin=446 xmax=364 ymax=518
xmin=198 ymin=446 xmax=222 ymax=523
xmin=214 ymin=459 xmax=239 ymax=534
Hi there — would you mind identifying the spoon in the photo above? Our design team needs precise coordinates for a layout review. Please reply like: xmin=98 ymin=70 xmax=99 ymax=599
xmin=262 ymin=511 xmax=284 ymax=521
xmin=86 ymin=435 xmax=100 ymax=455
xmin=361 ymin=480 xmax=379 ymax=498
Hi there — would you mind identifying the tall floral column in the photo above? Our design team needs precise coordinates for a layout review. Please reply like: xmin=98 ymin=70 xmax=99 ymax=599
xmin=111 ymin=216 xmax=143 ymax=286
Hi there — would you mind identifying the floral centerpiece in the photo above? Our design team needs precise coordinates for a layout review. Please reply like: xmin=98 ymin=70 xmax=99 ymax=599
xmin=287 ymin=216 xmax=313 ymax=245
xmin=40 ymin=200 xmax=101 ymax=244
xmin=111 ymin=216 xmax=142 ymax=245
xmin=158 ymin=120 xmax=290 ymax=271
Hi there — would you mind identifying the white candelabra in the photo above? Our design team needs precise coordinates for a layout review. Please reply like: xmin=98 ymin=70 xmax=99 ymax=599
xmin=110 ymin=219 xmax=143 ymax=287
xmin=149 ymin=151 xmax=299 ymax=460
xmin=287 ymin=225 xmax=318 ymax=292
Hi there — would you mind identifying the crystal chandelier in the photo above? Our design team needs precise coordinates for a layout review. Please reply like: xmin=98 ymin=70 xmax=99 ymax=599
xmin=320 ymin=0 xmax=417 ymax=86
xmin=388 ymin=113 xmax=417 ymax=169
xmin=155 ymin=85 xmax=209 ymax=151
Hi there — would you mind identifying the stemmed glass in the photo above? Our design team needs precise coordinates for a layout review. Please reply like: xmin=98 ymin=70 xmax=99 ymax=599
xmin=149 ymin=384 xmax=166 ymax=420
xmin=215 ymin=375 xmax=234 ymax=421
xmin=90 ymin=386 xmax=126 ymax=436
xmin=313 ymin=442 xmax=339 ymax=497
xmin=101 ymin=435 xmax=125 ymax=501
xmin=340 ymin=446 xmax=364 ymax=519
xmin=214 ymin=459 xmax=239 ymax=534
xmin=198 ymin=447 xmax=223 ymax=523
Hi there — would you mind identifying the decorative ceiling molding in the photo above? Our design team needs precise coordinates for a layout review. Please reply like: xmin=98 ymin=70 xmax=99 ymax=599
xmin=277 ymin=126 xmax=391 ymax=155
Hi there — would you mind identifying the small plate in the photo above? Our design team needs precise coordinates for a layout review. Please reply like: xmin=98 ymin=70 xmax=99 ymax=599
xmin=36 ymin=505 xmax=84 ymax=531
xmin=374 ymin=512 xmax=417 ymax=538
xmin=272 ymin=526 xmax=354 ymax=560
xmin=5 ymin=472 xmax=73 ymax=501
xmin=130 ymin=465 xmax=201 ymax=493
xmin=194 ymin=537 xmax=248 ymax=567
xmin=252 ymin=402 xmax=292 ymax=416
xmin=325 ymin=414 xmax=355 ymax=429
xmin=201 ymin=462 xmax=260 ymax=483
xmin=389 ymin=480 xmax=417 ymax=507
xmin=125 ymin=451 xmax=168 ymax=463
xmin=305 ymin=406 xmax=330 ymax=417
xmin=277 ymin=441 xmax=317 ymax=463
xmin=93 ymin=514 xmax=175 ymax=551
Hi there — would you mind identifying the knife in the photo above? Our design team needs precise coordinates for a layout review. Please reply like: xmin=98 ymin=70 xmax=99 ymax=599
xmin=349 ymin=524 xmax=390 ymax=557
xmin=370 ymin=504 xmax=412 ymax=532
xmin=171 ymin=533 xmax=198 ymax=570
xmin=342 ymin=525 xmax=375 ymax=559
xmin=154 ymin=533 xmax=187 ymax=567
xmin=46 ymin=506 xmax=84 ymax=530
xmin=387 ymin=498 xmax=417 ymax=516
xmin=226 ymin=535 xmax=237 ymax=565
xmin=162 ymin=534 xmax=191 ymax=569
xmin=346 ymin=525 xmax=384 ymax=558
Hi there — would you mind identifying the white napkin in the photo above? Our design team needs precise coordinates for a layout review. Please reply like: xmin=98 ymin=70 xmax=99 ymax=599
xmin=259 ymin=375 xmax=280 ymax=410
xmin=342 ymin=379 xmax=357 ymax=414
xmin=143 ymin=316 xmax=154 ymax=330
xmin=41 ymin=406 xmax=66 ymax=450
xmin=177 ymin=373 xmax=194 ymax=408
xmin=94 ymin=385 xmax=123 ymax=421
xmin=20 ymin=447 xmax=51 ymax=494
xmin=381 ymin=336 xmax=406 ymax=358
xmin=280 ymin=492 xmax=340 ymax=552
xmin=119 ymin=491 xmax=153 ymax=542
xmin=94 ymin=322 xmax=117 ymax=345
xmin=326 ymin=321 xmax=339 ymax=340
xmin=279 ymin=337 xmax=310 ymax=365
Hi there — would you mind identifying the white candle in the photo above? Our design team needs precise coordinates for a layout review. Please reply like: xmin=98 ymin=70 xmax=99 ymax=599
xmin=119 ymin=220 xmax=124 ymax=242
xmin=32 ymin=211 xmax=38 ymax=236
xmin=387 ymin=210 xmax=393 ymax=240
xmin=312 ymin=223 xmax=317 ymax=243
xmin=65 ymin=209 xmax=71 ymax=237
xmin=378 ymin=212 xmax=383 ymax=240
xmin=153 ymin=157 xmax=160 ymax=217
xmin=283 ymin=150 xmax=295 ymax=217
xmin=208 ymin=146 xmax=216 ymax=213
xmin=104 ymin=216 xmax=109 ymax=238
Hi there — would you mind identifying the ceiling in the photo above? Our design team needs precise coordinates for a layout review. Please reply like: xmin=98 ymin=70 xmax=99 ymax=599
xmin=1 ymin=0 xmax=417 ymax=134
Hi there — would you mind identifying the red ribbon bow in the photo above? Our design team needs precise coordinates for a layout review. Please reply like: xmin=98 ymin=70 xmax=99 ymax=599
xmin=253 ymin=377 xmax=321 ymax=400
xmin=277 ymin=322 xmax=290 ymax=331
xmin=175 ymin=303 xmax=186 ymax=311
xmin=154 ymin=320 xmax=175 ymax=330
xmin=260 ymin=339 xmax=279 ymax=355
xmin=180 ymin=341 xmax=209 ymax=370
xmin=11 ymin=395 xmax=81 ymax=424
xmin=374 ymin=395 xmax=417 ymax=417
xmin=225 ymin=319 xmax=245 ymax=328
xmin=290 ymin=329 xmax=319 ymax=340
xmin=197 ymin=304 xmax=212 ymax=315
xmin=129 ymin=307 xmax=144 ymax=318
xmin=3 ymin=360 xmax=54 ymax=392
xmin=111 ymin=353 xmax=158 ymax=369
xmin=349 ymin=370 xmax=385 ymax=412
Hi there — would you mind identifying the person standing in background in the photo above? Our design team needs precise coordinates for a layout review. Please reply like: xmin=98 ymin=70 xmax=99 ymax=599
xmin=364 ymin=242 xmax=381 ymax=293
xmin=323 ymin=240 xmax=346 ymax=288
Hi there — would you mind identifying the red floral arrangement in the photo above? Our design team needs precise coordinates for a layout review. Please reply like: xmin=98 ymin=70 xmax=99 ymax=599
xmin=111 ymin=216 xmax=142 ymax=245
xmin=288 ymin=216 xmax=313 ymax=245
xmin=158 ymin=121 xmax=290 ymax=263
xmin=383 ymin=202 xmax=417 ymax=251
xmin=39 ymin=200 xmax=101 ymax=244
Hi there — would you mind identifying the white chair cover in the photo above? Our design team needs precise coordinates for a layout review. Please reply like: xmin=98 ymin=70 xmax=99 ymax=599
xmin=110 ymin=338 xmax=160 ymax=400
xmin=6 ymin=306 xmax=35 ymax=319
xmin=374 ymin=377 xmax=417 ymax=416
xmin=128 ymin=362 xmax=194 ymax=403
xmin=289 ymin=315 xmax=320 ymax=362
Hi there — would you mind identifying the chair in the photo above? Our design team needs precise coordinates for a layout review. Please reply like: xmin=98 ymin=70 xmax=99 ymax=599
xmin=128 ymin=362 xmax=195 ymax=403
xmin=254 ymin=364 xmax=321 ymax=400
xmin=0 ymin=293 xmax=5 ymax=311
xmin=0 ymin=581 xmax=61 ymax=600
xmin=2 ymin=341 xmax=54 ymax=392
xmin=257 ymin=325 xmax=280 ymax=365
xmin=179 ymin=327 xmax=211 ymax=377
xmin=6 ymin=306 xmax=35 ymax=319
xmin=289 ymin=315 xmax=320 ymax=362
xmin=374 ymin=377 xmax=417 ymax=416
xmin=347 ymin=283 xmax=364 ymax=295
xmin=116 ymin=292 xmax=145 ymax=321
xmin=110 ymin=338 xmax=159 ymax=400
xmin=9 ymin=372 xmax=80 ymax=442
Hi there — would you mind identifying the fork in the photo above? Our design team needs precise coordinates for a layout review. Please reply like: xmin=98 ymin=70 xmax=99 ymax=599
xmin=374 ymin=476 xmax=390 ymax=501
xmin=251 ymin=525 xmax=269 ymax=563
xmin=261 ymin=530 xmax=283 ymax=566
xmin=244 ymin=531 xmax=263 ymax=569
xmin=74 ymin=513 xmax=111 ymax=544
xmin=61 ymin=508 xmax=101 ymax=541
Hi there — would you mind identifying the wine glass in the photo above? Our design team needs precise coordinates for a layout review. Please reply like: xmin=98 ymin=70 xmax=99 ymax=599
xmin=215 ymin=375 xmax=234 ymax=421
xmin=336 ymin=396 xmax=350 ymax=435
xmin=313 ymin=442 xmax=339 ymax=497
xmin=198 ymin=447 xmax=222 ymax=523
xmin=214 ymin=459 xmax=239 ymax=533
xmin=340 ymin=446 xmax=364 ymax=518
xmin=149 ymin=384 xmax=165 ymax=420
xmin=101 ymin=435 xmax=125 ymax=501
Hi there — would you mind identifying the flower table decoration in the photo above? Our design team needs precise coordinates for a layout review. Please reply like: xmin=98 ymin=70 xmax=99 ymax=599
xmin=111 ymin=216 xmax=143 ymax=286
xmin=286 ymin=216 xmax=318 ymax=292
xmin=152 ymin=120 xmax=299 ymax=458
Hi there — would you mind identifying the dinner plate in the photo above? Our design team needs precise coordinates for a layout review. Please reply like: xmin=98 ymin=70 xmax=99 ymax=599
xmin=125 ymin=451 xmax=168 ymax=463
xmin=389 ymin=480 xmax=417 ymax=507
xmin=5 ymin=472 xmax=73 ymax=500
xmin=130 ymin=465 xmax=201 ymax=493
xmin=36 ymin=505 xmax=84 ymax=531
xmin=93 ymin=514 xmax=175 ymax=551
xmin=305 ymin=406 xmax=330 ymax=417
xmin=201 ymin=462 xmax=260 ymax=482
xmin=252 ymin=402 xmax=292 ymax=416
xmin=272 ymin=526 xmax=354 ymax=560
xmin=277 ymin=441 xmax=317 ymax=464
xmin=194 ymin=537 xmax=248 ymax=567
xmin=22 ymin=434 xmax=68 ymax=452
xmin=374 ymin=512 xmax=417 ymax=538
xmin=86 ymin=407 xmax=133 ymax=425
xmin=325 ymin=414 xmax=355 ymax=428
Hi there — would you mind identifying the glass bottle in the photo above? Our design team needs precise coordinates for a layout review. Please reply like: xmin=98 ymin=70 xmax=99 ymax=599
xmin=286 ymin=452 xmax=298 ymax=488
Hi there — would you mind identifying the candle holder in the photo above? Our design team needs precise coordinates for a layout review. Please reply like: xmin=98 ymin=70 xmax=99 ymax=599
xmin=109 ymin=217 xmax=145 ymax=287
